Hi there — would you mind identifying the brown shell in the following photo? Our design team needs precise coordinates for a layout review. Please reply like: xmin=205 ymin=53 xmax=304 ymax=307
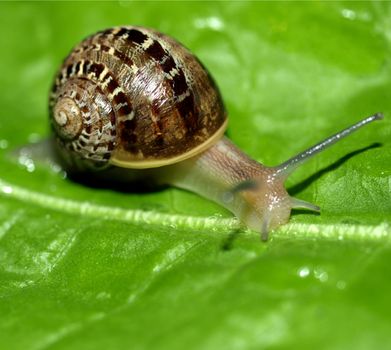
xmin=49 ymin=26 xmax=227 ymax=170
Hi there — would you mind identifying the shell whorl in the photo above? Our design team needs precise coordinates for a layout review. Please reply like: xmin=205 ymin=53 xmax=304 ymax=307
xmin=49 ymin=26 xmax=227 ymax=170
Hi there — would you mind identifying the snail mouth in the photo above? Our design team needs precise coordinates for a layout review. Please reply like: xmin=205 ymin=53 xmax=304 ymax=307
xmin=222 ymin=176 xmax=293 ymax=240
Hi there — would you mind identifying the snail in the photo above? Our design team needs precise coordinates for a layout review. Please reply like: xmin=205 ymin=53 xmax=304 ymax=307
xmin=49 ymin=26 xmax=383 ymax=240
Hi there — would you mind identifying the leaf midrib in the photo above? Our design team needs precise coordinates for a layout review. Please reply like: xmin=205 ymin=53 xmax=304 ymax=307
xmin=0 ymin=178 xmax=389 ymax=241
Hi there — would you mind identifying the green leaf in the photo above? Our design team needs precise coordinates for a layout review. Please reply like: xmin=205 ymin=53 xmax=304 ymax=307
xmin=0 ymin=2 xmax=390 ymax=349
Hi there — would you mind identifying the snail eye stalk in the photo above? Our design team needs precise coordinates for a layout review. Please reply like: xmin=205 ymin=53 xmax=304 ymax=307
xmin=275 ymin=113 xmax=384 ymax=180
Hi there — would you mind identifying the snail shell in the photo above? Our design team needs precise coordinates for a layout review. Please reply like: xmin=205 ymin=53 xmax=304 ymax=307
xmin=49 ymin=26 xmax=227 ymax=170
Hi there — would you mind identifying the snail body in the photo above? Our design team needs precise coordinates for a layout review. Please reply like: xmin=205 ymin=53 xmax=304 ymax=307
xmin=49 ymin=26 xmax=382 ymax=240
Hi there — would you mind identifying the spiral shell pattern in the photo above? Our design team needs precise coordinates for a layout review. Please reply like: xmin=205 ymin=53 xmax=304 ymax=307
xmin=49 ymin=26 xmax=227 ymax=170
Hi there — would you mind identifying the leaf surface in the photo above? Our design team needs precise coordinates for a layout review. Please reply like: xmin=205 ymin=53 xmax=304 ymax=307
xmin=0 ymin=2 xmax=390 ymax=349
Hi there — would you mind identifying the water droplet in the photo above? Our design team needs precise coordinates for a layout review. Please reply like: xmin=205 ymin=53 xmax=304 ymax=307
xmin=50 ymin=163 xmax=60 ymax=172
xmin=27 ymin=163 xmax=35 ymax=172
xmin=18 ymin=153 xmax=36 ymax=173
xmin=336 ymin=280 xmax=346 ymax=290
xmin=341 ymin=8 xmax=357 ymax=20
xmin=49 ymin=162 xmax=64 ymax=176
xmin=211 ymin=225 xmax=220 ymax=233
xmin=15 ymin=280 xmax=34 ymax=288
xmin=1 ymin=185 xmax=13 ymax=194
xmin=194 ymin=17 xmax=224 ymax=31
xmin=341 ymin=8 xmax=372 ymax=22
xmin=0 ymin=139 xmax=9 ymax=149
xmin=298 ymin=266 xmax=310 ymax=278
xmin=168 ymin=223 xmax=177 ymax=230
xmin=314 ymin=267 xmax=329 ymax=282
